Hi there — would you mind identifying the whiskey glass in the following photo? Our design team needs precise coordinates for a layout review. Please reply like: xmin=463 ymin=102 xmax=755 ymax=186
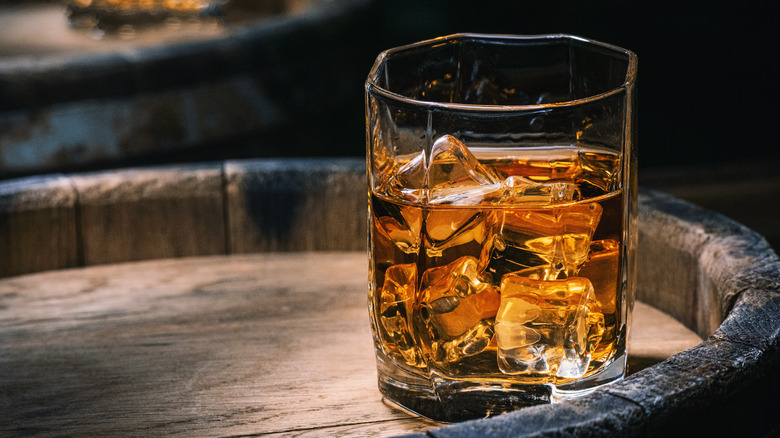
xmin=366 ymin=33 xmax=637 ymax=422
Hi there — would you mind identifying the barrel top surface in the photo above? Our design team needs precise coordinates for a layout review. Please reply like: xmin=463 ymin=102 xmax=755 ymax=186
xmin=0 ymin=252 xmax=701 ymax=437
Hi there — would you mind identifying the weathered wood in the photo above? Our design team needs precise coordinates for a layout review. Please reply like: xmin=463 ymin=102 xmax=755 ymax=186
xmin=0 ymin=173 xmax=78 ymax=277
xmin=71 ymin=163 xmax=227 ymax=265
xmin=637 ymin=188 xmax=780 ymax=338
xmin=0 ymin=158 xmax=369 ymax=276
xmin=0 ymin=159 xmax=778 ymax=436
xmin=626 ymin=301 xmax=702 ymax=373
xmin=225 ymin=158 xmax=366 ymax=253
xmin=0 ymin=252 xmax=700 ymax=437
xmin=412 ymin=343 xmax=780 ymax=437
xmin=0 ymin=253 xmax=430 ymax=437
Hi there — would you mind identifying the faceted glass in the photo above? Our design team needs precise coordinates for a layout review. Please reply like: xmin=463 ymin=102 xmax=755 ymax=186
xmin=366 ymin=33 xmax=637 ymax=422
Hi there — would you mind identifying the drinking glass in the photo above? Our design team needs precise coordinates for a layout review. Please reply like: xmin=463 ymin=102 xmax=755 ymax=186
xmin=365 ymin=33 xmax=637 ymax=422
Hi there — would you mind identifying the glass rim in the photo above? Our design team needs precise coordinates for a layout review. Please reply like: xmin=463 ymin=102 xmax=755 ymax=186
xmin=365 ymin=33 xmax=638 ymax=113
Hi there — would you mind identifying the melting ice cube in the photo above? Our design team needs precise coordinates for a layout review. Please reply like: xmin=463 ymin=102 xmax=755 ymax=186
xmin=388 ymin=151 xmax=428 ymax=203
xmin=482 ymin=202 xmax=603 ymax=280
xmin=577 ymin=239 xmax=620 ymax=364
xmin=420 ymin=256 xmax=492 ymax=301
xmin=378 ymin=263 xmax=422 ymax=367
xmin=494 ymin=297 xmax=543 ymax=350
xmin=429 ymin=135 xmax=500 ymax=186
xmin=417 ymin=256 xmax=501 ymax=363
xmin=427 ymin=135 xmax=502 ymax=205
xmin=372 ymin=200 xmax=423 ymax=255
xmin=495 ymin=274 xmax=605 ymax=379
xmin=499 ymin=175 xmax=580 ymax=205
xmin=423 ymin=207 xmax=496 ymax=259
xmin=577 ymin=239 xmax=620 ymax=314
xmin=385 ymin=135 xmax=502 ymax=205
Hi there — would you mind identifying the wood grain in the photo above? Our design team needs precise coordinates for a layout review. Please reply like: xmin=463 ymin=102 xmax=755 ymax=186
xmin=71 ymin=163 xmax=226 ymax=265
xmin=0 ymin=252 xmax=698 ymax=437
xmin=225 ymin=159 xmax=366 ymax=253
xmin=636 ymin=189 xmax=780 ymax=338
xmin=0 ymin=160 xmax=777 ymax=435
xmin=0 ymin=174 xmax=78 ymax=277
xmin=0 ymin=158 xmax=368 ymax=277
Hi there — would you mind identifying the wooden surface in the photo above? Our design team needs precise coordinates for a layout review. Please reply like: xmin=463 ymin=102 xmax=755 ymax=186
xmin=1 ymin=159 xmax=778 ymax=435
xmin=0 ymin=174 xmax=78 ymax=276
xmin=0 ymin=252 xmax=700 ymax=437
xmin=0 ymin=159 xmax=367 ymax=278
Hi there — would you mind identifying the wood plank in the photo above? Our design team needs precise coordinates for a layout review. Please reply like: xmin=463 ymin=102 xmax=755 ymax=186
xmin=0 ymin=252 xmax=700 ymax=437
xmin=0 ymin=174 xmax=78 ymax=278
xmin=636 ymin=188 xmax=779 ymax=338
xmin=635 ymin=208 xmax=702 ymax=333
xmin=627 ymin=301 xmax=702 ymax=373
xmin=0 ymin=253 xmax=418 ymax=436
xmin=225 ymin=159 xmax=366 ymax=254
xmin=71 ymin=163 xmax=226 ymax=265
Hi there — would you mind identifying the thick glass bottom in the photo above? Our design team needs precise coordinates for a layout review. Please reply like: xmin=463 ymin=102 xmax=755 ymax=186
xmin=376 ymin=353 xmax=627 ymax=422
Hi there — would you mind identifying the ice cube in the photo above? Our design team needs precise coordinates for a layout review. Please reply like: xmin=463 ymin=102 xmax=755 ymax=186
xmin=372 ymin=201 xmax=423 ymax=255
xmin=427 ymin=135 xmax=502 ymax=205
xmin=420 ymin=256 xmax=492 ymax=300
xmin=434 ymin=321 xmax=496 ymax=364
xmin=497 ymin=296 xmax=543 ymax=325
xmin=388 ymin=151 xmax=428 ymax=203
xmin=385 ymin=135 xmax=503 ymax=205
xmin=576 ymin=148 xmax=621 ymax=195
xmin=499 ymin=175 xmax=580 ymax=205
xmin=481 ymin=202 xmax=603 ymax=281
xmin=478 ymin=233 xmax=550 ymax=282
xmin=494 ymin=297 xmax=543 ymax=350
xmin=417 ymin=256 xmax=501 ymax=363
xmin=378 ymin=263 xmax=423 ymax=367
xmin=424 ymin=208 xmax=495 ymax=259
xmin=577 ymin=239 xmax=620 ymax=365
xmin=578 ymin=239 xmax=620 ymax=314
xmin=495 ymin=274 xmax=604 ymax=379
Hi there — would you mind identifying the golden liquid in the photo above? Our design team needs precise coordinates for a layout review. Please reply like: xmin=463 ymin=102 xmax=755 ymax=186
xmin=369 ymin=142 xmax=624 ymax=384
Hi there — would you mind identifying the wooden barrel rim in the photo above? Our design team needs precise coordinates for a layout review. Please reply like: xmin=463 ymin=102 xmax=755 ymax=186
xmin=0 ymin=158 xmax=778 ymax=436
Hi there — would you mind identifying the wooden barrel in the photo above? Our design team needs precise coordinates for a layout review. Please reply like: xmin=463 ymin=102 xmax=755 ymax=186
xmin=0 ymin=158 xmax=778 ymax=436
xmin=0 ymin=158 xmax=366 ymax=275
xmin=0 ymin=0 xmax=373 ymax=178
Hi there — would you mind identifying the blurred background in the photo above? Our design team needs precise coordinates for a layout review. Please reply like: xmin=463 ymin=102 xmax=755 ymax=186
xmin=1 ymin=0 xmax=778 ymax=249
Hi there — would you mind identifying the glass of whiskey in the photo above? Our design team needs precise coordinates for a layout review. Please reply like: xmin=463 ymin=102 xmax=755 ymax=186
xmin=365 ymin=34 xmax=638 ymax=422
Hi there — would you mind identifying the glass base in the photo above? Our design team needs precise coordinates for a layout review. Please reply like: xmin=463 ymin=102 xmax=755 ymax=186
xmin=376 ymin=353 xmax=627 ymax=423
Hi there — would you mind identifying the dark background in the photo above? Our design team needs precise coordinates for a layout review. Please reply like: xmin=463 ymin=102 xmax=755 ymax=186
xmin=371 ymin=0 xmax=777 ymax=169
